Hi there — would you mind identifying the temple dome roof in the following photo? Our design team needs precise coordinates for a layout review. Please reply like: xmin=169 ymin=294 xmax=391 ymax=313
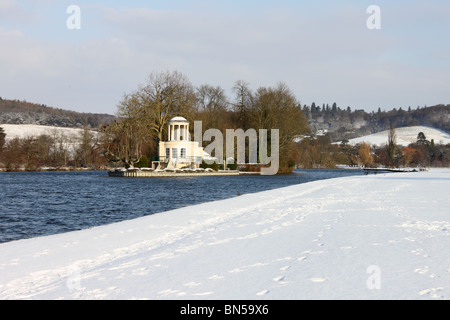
xmin=169 ymin=116 xmax=189 ymax=123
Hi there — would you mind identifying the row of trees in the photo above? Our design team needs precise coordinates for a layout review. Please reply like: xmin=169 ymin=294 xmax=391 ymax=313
xmin=103 ymin=71 xmax=310 ymax=173
xmin=382 ymin=128 xmax=450 ymax=167
xmin=304 ymin=102 xmax=450 ymax=142
xmin=1 ymin=71 xmax=449 ymax=172
xmin=295 ymin=127 xmax=450 ymax=169
xmin=1 ymin=71 xmax=310 ymax=173
xmin=0 ymin=127 xmax=102 ymax=171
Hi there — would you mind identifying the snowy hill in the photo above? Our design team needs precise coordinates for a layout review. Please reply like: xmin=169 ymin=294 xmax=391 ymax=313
xmin=0 ymin=98 xmax=115 ymax=128
xmin=0 ymin=169 xmax=449 ymax=300
xmin=307 ymin=104 xmax=450 ymax=142
xmin=342 ymin=126 xmax=450 ymax=147
xmin=0 ymin=124 xmax=97 ymax=142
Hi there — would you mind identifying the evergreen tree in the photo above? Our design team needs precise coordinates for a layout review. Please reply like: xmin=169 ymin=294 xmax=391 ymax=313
xmin=302 ymin=105 xmax=310 ymax=118
xmin=331 ymin=103 xmax=337 ymax=114
xmin=417 ymin=132 xmax=427 ymax=144
xmin=387 ymin=124 xmax=398 ymax=166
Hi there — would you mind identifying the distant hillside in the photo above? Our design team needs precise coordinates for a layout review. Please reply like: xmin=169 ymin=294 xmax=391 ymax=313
xmin=304 ymin=104 xmax=450 ymax=142
xmin=342 ymin=126 xmax=450 ymax=147
xmin=1 ymin=124 xmax=97 ymax=142
xmin=2 ymin=97 xmax=448 ymax=142
xmin=0 ymin=98 xmax=116 ymax=129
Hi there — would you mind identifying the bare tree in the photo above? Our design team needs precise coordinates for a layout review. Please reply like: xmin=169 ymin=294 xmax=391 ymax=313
xmin=2 ymin=138 xmax=23 ymax=171
xmin=252 ymin=83 xmax=309 ymax=149
xmin=136 ymin=70 xmax=196 ymax=143
xmin=232 ymin=80 xmax=254 ymax=129
xmin=49 ymin=129 xmax=71 ymax=167
xmin=106 ymin=94 xmax=150 ymax=168
xmin=194 ymin=84 xmax=230 ymax=135
xmin=251 ymin=82 xmax=309 ymax=172
xmin=76 ymin=126 xmax=98 ymax=167
xmin=387 ymin=124 xmax=398 ymax=166
xmin=0 ymin=127 xmax=5 ymax=153
xmin=358 ymin=143 xmax=374 ymax=167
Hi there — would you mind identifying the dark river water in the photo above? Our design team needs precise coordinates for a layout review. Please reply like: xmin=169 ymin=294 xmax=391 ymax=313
xmin=0 ymin=169 xmax=367 ymax=243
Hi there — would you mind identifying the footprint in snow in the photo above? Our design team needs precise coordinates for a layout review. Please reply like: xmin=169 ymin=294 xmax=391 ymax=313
xmin=256 ymin=289 xmax=270 ymax=296
xmin=158 ymin=289 xmax=186 ymax=297
xmin=414 ymin=266 xmax=430 ymax=275
xmin=418 ymin=287 xmax=444 ymax=299
xmin=32 ymin=249 xmax=50 ymax=258
xmin=192 ymin=292 xmax=214 ymax=297
xmin=183 ymin=281 xmax=202 ymax=287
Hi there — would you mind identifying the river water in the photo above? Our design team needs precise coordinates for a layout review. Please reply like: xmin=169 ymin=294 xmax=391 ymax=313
xmin=0 ymin=169 xmax=367 ymax=243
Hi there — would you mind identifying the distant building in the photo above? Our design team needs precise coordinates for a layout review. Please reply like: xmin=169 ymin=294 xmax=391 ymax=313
xmin=152 ymin=117 xmax=204 ymax=169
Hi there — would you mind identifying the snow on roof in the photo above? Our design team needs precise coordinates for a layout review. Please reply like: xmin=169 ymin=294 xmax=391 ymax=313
xmin=169 ymin=116 xmax=189 ymax=123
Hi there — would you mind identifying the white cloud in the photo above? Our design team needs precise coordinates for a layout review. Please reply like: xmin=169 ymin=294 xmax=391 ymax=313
xmin=0 ymin=28 xmax=147 ymax=113
xmin=0 ymin=0 xmax=36 ymax=22
xmin=0 ymin=2 xmax=449 ymax=114
xmin=0 ymin=0 xmax=20 ymax=12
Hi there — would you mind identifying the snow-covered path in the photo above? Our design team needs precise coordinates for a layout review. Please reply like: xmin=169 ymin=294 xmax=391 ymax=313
xmin=0 ymin=170 xmax=449 ymax=300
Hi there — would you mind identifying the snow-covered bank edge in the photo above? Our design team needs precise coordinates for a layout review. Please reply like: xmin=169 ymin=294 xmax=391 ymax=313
xmin=1 ymin=169 xmax=449 ymax=300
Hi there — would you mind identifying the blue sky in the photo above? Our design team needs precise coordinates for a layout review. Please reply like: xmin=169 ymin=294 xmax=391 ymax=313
xmin=1 ymin=0 xmax=449 ymax=114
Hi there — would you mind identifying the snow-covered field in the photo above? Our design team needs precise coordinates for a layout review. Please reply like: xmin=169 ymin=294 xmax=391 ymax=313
xmin=0 ymin=169 xmax=449 ymax=300
xmin=344 ymin=126 xmax=450 ymax=147
xmin=0 ymin=124 xmax=91 ymax=142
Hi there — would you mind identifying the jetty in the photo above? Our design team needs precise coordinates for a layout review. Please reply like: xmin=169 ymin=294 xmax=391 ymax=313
xmin=362 ymin=167 xmax=428 ymax=173
xmin=336 ymin=164 xmax=428 ymax=173
xmin=108 ymin=168 xmax=242 ymax=178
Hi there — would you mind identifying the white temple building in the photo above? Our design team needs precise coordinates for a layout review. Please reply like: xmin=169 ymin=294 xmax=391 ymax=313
xmin=153 ymin=116 xmax=204 ymax=170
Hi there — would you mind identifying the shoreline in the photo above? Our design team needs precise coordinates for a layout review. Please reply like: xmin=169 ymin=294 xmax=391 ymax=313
xmin=1 ymin=166 xmax=441 ymax=174
xmin=0 ymin=167 xmax=106 ymax=173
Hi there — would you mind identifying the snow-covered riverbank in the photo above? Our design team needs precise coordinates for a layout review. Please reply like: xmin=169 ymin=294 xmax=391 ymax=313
xmin=1 ymin=169 xmax=449 ymax=300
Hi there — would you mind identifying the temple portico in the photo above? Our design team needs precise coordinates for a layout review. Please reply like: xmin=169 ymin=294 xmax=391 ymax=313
xmin=153 ymin=117 xmax=204 ymax=170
